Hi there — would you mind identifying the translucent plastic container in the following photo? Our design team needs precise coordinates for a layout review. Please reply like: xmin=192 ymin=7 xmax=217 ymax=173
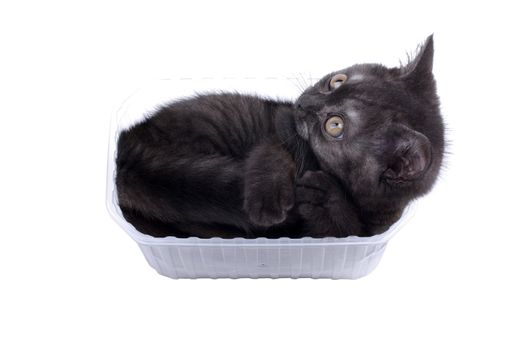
xmin=106 ymin=77 xmax=416 ymax=279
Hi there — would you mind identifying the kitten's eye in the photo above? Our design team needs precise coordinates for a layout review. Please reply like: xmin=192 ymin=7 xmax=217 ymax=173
xmin=329 ymin=73 xmax=347 ymax=90
xmin=325 ymin=115 xmax=344 ymax=138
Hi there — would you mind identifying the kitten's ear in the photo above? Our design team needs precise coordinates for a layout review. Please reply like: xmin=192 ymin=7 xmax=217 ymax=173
xmin=400 ymin=35 xmax=435 ymax=91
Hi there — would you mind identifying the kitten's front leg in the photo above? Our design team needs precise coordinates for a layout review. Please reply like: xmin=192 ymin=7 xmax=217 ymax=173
xmin=244 ymin=139 xmax=296 ymax=227
xmin=296 ymin=170 xmax=363 ymax=237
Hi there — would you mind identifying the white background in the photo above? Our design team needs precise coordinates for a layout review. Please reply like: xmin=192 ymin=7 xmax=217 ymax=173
xmin=1 ymin=1 xmax=522 ymax=349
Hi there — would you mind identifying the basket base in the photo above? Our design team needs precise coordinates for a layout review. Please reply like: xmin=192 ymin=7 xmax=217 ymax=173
xmin=138 ymin=242 xmax=387 ymax=280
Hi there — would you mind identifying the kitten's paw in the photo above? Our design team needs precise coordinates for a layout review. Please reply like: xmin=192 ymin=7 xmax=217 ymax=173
xmin=244 ymin=181 xmax=294 ymax=227
xmin=295 ymin=170 xmax=345 ymax=220
xmin=295 ymin=171 xmax=336 ymax=217
xmin=296 ymin=202 xmax=327 ymax=221
xmin=296 ymin=170 xmax=363 ymax=237
xmin=295 ymin=171 xmax=338 ymax=203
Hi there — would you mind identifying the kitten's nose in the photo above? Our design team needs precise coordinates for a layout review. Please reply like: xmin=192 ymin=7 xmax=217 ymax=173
xmin=296 ymin=96 xmax=319 ymax=113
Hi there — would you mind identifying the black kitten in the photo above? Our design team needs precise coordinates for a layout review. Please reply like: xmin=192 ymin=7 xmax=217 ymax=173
xmin=115 ymin=35 xmax=444 ymax=238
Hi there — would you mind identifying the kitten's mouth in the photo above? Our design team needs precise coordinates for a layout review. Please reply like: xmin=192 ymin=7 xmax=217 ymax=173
xmin=294 ymin=104 xmax=310 ymax=115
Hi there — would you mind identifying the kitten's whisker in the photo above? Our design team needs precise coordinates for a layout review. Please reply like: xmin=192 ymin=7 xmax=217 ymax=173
xmin=298 ymin=72 xmax=310 ymax=90
xmin=296 ymin=73 xmax=305 ymax=90
xmin=287 ymin=76 xmax=304 ymax=93
xmin=294 ymin=73 xmax=307 ymax=92
xmin=294 ymin=73 xmax=308 ymax=92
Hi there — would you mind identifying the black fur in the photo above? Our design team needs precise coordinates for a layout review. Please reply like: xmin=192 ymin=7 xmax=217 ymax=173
xmin=115 ymin=35 xmax=444 ymax=238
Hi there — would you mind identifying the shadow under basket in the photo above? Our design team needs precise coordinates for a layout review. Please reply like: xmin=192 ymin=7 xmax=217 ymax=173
xmin=106 ymin=78 xmax=416 ymax=279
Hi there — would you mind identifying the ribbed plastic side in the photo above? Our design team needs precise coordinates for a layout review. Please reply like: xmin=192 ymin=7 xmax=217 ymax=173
xmin=137 ymin=241 xmax=388 ymax=279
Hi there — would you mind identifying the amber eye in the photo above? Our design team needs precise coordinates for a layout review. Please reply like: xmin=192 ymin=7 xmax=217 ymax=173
xmin=329 ymin=73 xmax=347 ymax=90
xmin=325 ymin=115 xmax=344 ymax=138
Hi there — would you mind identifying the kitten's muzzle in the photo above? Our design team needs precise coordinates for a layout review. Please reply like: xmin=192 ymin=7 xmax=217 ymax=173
xmin=295 ymin=95 xmax=321 ymax=114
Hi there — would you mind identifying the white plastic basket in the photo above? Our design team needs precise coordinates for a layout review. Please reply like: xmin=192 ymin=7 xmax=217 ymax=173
xmin=106 ymin=77 xmax=416 ymax=279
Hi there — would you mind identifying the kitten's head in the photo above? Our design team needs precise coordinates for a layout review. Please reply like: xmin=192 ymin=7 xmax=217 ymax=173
xmin=294 ymin=35 xmax=444 ymax=233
